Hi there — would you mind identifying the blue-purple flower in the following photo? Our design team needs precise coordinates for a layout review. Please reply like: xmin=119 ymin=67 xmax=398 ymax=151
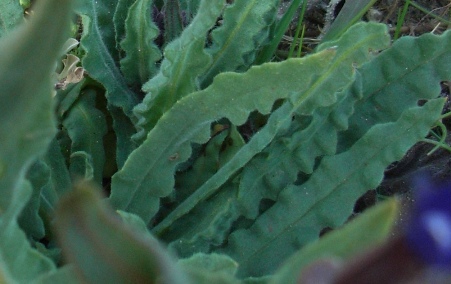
xmin=405 ymin=176 xmax=451 ymax=269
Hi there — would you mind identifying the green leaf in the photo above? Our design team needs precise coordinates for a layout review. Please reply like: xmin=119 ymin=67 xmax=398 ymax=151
xmin=120 ymin=0 xmax=161 ymax=86
xmin=0 ymin=0 xmax=71 ymax=210
xmin=340 ymin=29 xmax=451 ymax=149
xmin=74 ymin=1 xmax=139 ymax=168
xmin=152 ymin=22 xmax=390 ymax=236
xmin=113 ymin=0 xmax=137 ymax=53
xmin=19 ymin=161 xmax=50 ymax=240
xmin=54 ymin=182 xmax=186 ymax=284
xmin=219 ymin=99 xmax=444 ymax=277
xmin=133 ymin=0 xmax=225 ymax=141
xmin=271 ymin=199 xmax=398 ymax=284
xmin=62 ymin=88 xmax=107 ymax=185
xmin=110 ymin=48 xmax=336 ymax=224
xmin=0 ymin=182 xmax=56 ymax=283
xmin=179 ymin=253 xmax=240 ymax=284
xmin=163 ymin=0 xmax=184 ymax=43
xmin=199 ymin=0 xmax=278 ymax=87
xmin=0 ymin=0 xmax=72 ymax=279
xmin=0 ymin=0 xmax=23 ymax=38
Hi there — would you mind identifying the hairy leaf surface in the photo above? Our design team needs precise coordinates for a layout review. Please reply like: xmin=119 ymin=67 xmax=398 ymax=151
xmin=113 ymin=0 xmax=136 ymax=52
xmin=120 ymin=0 xmax=161 ymax=86
xmin=110 ymin=49 xmax=335 ymax=224
xmin=153 ymin=23 xmax=390 ymax=235
xmin=220 ymin=99 xmax=444 ymax=277
xmin=199 ymin=0 xmax=278 ymax=87
xmin=133 ymin=0 xmax=225 ymax=141
xmin=75 ymin=1 xmax=139 ymax=168
xmin=340 ymin=29 xmax=451 ymax=149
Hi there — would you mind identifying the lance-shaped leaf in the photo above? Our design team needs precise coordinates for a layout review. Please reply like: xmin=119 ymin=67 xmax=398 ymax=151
xmin=74 ymin=1 xmax=137 ymax=113
xmin=0 ymin=0 xmax=72 ymax=280
xmin=219 ymin=99 xmax=444 ymax=277
xmin=110 ymin=49 xmax=335 ymax=224
xmin=199 ymin=0 xmax=278 ymax=87
xmin=163 ymin=0 xmax=184 ymax=43
xmin=54 ymin=182 xmax=186 ymax=284
xmin=74 ymin=1 xmax=139 ymax=168
xmin=62 ymin=89 xmax=107 ymax=185
xmin=340 ymin=28 xmax=451 ymax=149
xmin=0 ymin=0 xmax=23 ymax=38
xmin=120 ymin=0 xmax=161 ymax=86
xmin=152 ymin=23 xmax=390 ymax=236
xmin=133 ymin=0 xmax=225 ymax=142
xmin=113 ymin=0 xmax=138 ymax=53
xmin=271 ymin=199 xmax=398 ymax=284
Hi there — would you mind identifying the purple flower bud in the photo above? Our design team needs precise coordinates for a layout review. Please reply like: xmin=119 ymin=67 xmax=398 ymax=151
xmin=405 ymin=176 xmax=451 ymax=269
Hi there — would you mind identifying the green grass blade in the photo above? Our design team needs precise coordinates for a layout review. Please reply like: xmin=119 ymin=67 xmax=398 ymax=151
xmin=321 ymin=0 xmax=378 ymax=43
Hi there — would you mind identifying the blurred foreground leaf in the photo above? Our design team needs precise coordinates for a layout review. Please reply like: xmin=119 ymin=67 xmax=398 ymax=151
xmin=55 ymin=182 xmax=186 ymax=284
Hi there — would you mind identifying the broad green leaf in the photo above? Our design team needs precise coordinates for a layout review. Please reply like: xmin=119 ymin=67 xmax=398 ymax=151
xmin=219 ymin=99 xmax=444 ymax=277
xmin=0 ymin=0 xmax=72 ymax=279
xmin=340 ymin=29 xmax=451 ymax=149
xmin=271 ymin=199 xmax=398 ymax=284
xmin=0 ymin=0 xmax=71 ymax=283
xmin=0 ymin=0 xmax=71 ymax=211
xmin=152 ymin=22 xmax=390 ymax=236
xmin=133 ymin=0 xmax=225 ymax=141
xmin=54 ymin=182 xmax=186 ymax=284
xmin=74 ymin=1 xmax=139 ymax=168
xmin=120 ymin=0 xmax=161 ymax=86
xmin=0 ymin=0 xmax=23 ymax=38
xmin=110 ymin=49 xmax=336 ymax=224
xmin=199 ymin=0 xmax=278 ymax=87
xmin=62 ymin=89 xmax=107 ymax=185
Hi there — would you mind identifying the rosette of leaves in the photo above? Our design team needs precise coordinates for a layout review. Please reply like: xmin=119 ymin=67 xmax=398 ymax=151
xmin=1 ymin=0 xmax=451 ymax=283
